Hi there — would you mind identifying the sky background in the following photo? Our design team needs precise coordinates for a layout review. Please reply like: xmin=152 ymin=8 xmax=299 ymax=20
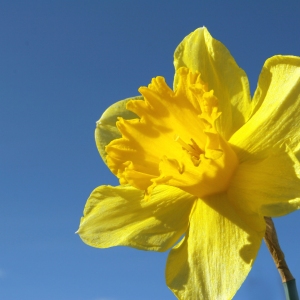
xmin=1 ymin=1 xmax=300 ymax=299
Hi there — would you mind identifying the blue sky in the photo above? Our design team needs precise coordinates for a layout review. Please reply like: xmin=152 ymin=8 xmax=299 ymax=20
xmin=1 ymin=1 xmax=300 ymax=299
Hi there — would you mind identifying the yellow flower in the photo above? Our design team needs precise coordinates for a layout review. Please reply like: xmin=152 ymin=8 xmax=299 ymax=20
xmin=77 ymin=27 xmax=300 ymax=299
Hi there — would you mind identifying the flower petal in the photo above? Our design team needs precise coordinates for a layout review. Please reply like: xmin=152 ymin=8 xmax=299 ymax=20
xmin=228 ymin=144 xmax=300 ymax=217
xmin=166 ymin=194 xmax=264 ymax=300
xmin=95 ymin=97 xmax=140 ymax=163
xmin=174 ymin=27 xmax=252 ymax=139
xmin=78 ymin=184 xmax=195 ymax=251
xmin=230 ymin=55 xmax=300 ymax=162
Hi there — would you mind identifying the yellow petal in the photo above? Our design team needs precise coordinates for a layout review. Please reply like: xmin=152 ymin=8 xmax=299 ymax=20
xmin=174 ymin=27 xmax=251 ymax=139
xmin=95 ymin=97 xmax=141 ymax=163
xmin=77 ymin=184 xmax=195 ymax=251
xmin=230 ymin=55 xmax=300 ymax=162
xmin=166 ymin=194 xmax=265 ymax=300
xmin=228 ymin=144 xmax=300 ymax=217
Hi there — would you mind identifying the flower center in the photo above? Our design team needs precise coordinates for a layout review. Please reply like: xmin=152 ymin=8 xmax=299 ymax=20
xmin=174 ymin=135 xmax=203 ymax=166
xmin=105 ymin=67 xmax=239 ymax=198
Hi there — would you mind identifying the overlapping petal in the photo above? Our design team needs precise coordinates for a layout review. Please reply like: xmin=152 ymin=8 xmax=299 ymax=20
xmin=95 ymin=97 xmax=141 ymax=163
xmin=78 ymin=184 xmax=195 ymax=251
xmin=174 ymin=27 xmax=252 ymax=139
xmin=228 ymin=144 xmax=300 ymax=217
xmin=230 ymin=55 xmax=300 ymax=162
xmin=166 ymin=194 xmax=265 ymax=300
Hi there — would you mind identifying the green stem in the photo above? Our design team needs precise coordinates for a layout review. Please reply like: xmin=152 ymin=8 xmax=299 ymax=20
xmin=283 ymin=280 xmax=299 ymax=300
xmin=263 ymin=217 xmax=299 ymax=300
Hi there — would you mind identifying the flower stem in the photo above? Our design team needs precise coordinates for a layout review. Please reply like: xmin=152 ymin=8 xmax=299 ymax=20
xmin=264 ymin=217 xmax=299 ymax=300
xmin=283 ymin=280 xmax=299 ymax=300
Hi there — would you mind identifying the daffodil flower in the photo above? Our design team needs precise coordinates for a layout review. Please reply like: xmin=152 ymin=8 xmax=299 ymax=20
xmin=78 ymin=27 xmax=300 ymax=299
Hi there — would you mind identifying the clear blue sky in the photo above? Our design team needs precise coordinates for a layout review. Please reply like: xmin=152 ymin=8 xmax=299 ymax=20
xmin=1 ymin=1 xmax=300 ymax=299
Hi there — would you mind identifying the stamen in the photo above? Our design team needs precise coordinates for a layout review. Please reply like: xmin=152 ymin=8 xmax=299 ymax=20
xmin=174 ymin=134 xmax=204 ymax=164
xmin=191 ymin=156 xmax=200 ymax=167
xmin=174 ymin=135 xmax=199 ymax=157
xmin=178 ymin=161 xmax=184 ymax=174
xmin=190 ymin=138 xmax=202 ymax=154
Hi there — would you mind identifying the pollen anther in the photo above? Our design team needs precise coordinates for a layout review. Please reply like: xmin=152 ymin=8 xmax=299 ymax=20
xmin=174 ymin=135 xmax=202 ymax=158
